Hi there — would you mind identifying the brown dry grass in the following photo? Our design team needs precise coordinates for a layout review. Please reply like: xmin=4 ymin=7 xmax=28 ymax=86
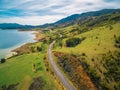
xmin=54 ymin=51 xmax=97 ymax=90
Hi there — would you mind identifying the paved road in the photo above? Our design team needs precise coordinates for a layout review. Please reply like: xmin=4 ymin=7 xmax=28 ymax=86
xmin=48 ymin=41 xmax=76 ymax=90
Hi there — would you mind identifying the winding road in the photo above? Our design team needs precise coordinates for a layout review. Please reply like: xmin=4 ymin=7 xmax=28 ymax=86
xmin=48 ymin=41 xmax=76 ymax=90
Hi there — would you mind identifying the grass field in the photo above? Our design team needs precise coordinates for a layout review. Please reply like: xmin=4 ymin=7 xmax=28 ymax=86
xmin=55 ymin=22 xmax=120 ymax=57
xmin=0 ymin=53 xmax=59 ymax=90
xmin=54 ymin=22 xmax=120 ymax=90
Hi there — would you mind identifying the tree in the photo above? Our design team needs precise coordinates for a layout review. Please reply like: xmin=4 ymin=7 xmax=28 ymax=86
xmin=37 ymin=46 xmax=42 ymax=52
xmin=66 ymin=37 xmax=81 ymax=47
xmin=1 ymin=58 xmax=6 ymax=63
xmin=58 ymin=39 xmax=63 ymax=48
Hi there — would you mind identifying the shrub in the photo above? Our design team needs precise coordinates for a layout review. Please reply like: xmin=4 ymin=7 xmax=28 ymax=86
xmin=1 ymin=58 xmax=6 ymax=63
xmin=81 ymin=53 xmax=86 ymax=56
xmin=0 ymin=83 xmax=18 ymax=90
xmin=81 ymin=61 xmax=90 ymax=71
xmin=115 ymin=36 xmax=120 ymax=44
xmin=66 ymin=37 xmax=83 ymax=47
xmin=100 ymin=81 xmax=110 ymax=90
xmin=31 ymin=46 xmax=35 ymax=53
xmin=36 ymin=46 xmax=42 ymax=52
xmin=29 ymin=77 xmax=46 ymax=90
xmin=88 ymin=67 xmax=100 ymax=82
xmin=109 ymin=25 xmax=113 ymax=30
xmin=114 ymin=36 xmax=120 ymax=48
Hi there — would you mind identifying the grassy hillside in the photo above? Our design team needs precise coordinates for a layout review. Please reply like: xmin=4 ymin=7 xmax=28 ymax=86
xmin=55 ymin=22 xmax=119 ymax=55
xmin=52 ymin=13 xmax=120 ymax=90
xmin=0 ymin=53 xmax=60 ymax=90
xmin=0 ymin=29 xmax=66 ymax=90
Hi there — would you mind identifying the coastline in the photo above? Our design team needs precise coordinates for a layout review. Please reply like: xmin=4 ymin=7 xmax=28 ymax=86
xmin=5 ymin=52 xmax=18 ymax=59
xmin=18 ymin=30 xmax=45 ymax=41
xmin=3 ymin=30 xmax=40 ymax=59
xmin=33 ymin=31 xmax=45 ymax=41
xmin=4 ymin=30 xmax=45 ymax=59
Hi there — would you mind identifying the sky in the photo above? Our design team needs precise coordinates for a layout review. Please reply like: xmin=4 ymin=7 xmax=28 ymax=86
xmin=0 ymin=0 xmax=120 ymax=25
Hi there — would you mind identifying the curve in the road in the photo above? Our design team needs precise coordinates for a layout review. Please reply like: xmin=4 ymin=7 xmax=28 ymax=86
xmin=48 ymin=41 xmax=76 ymax=90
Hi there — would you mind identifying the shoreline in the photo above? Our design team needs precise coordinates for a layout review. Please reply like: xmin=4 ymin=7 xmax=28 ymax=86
xmin=33 ymin=31 xmax=45 ymax=41
xmin=4 ymin=30 xmax=40 ymax=59
xmin=18 ymin=30 xmax=45 ymax=41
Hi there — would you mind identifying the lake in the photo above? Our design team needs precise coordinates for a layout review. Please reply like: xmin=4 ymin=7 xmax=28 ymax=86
xmin=0 ymin=29 xmax=36 ymax=59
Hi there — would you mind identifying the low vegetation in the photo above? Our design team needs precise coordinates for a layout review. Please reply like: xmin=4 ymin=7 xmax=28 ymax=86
xmin=0 ymin=53 xmax=59 ymax=90
xmin=0 ymin=58 xmax=6 ymax=63
xmin=54 ymin=51 xmax=97 ymax=90
xmin=114 ymin=36 xmax=120 ymax=48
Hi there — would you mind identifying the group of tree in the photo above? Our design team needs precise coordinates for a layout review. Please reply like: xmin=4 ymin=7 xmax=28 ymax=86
xmin=66 ymin=37 xmax=85 ymax=47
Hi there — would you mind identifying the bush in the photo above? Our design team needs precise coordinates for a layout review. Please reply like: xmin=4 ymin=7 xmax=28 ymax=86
xmin=114 ymin=36 xmax=120 ymax=48
xmin=109 ymin=25 xmax=113 ymax=30
xmin=29 ymin=77 xmax=46 ymax=90
xmin=88 ymin=67 xmax=100 ymax=82
xmin=36 ymin=46 xmax=42 ymax=52
xmin=104 ymin=52 xmax=120 ymax=81
xmin=66 ymin=37 xmax=83 ymax=47
xmin=1 ymin=58 xmax=6 ymax=63
xmin=81 ymin=61 xmax=90 ymax=71
xmin=0 ymin=83 xmax=18 ymax=90
xmin=115 ymin=36 xmax=120 ymax=44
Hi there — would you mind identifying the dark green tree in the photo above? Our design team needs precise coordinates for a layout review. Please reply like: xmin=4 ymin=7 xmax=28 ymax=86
xmin=66 ymin=37 xmax=81 ymax=47
xmin=1 ymin=58 xmax=6 ymax=63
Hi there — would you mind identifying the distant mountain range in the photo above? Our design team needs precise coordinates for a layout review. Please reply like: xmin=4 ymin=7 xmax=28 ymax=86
xmin=0 ymin=9 xmax=120 ymax=29
xmin=0 ymin=23 xmax=33 ymax=29
xmin=39 ymin=9 xmax=120 ymax=28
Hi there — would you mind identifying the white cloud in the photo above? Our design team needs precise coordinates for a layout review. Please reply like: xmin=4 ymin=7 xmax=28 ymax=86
xmin=51 ymin=0 xmax=119 ymax=15
xmin=0 ymin=0 xmax=120 ymax=25
xmin=0 ymin=15 xmax=64 ymax=25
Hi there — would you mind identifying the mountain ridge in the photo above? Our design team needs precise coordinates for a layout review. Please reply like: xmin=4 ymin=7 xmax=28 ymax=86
xmin=0 ymin=9 xmax=120 ymax=29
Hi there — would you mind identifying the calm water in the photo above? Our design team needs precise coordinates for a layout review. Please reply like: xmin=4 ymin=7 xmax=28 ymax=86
xmin=0 ymin=29 xmax=36 ymax=58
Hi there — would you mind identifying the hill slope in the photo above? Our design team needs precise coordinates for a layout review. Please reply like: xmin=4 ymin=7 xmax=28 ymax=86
xmin=50 ymin=11 xmax=120 ymax=90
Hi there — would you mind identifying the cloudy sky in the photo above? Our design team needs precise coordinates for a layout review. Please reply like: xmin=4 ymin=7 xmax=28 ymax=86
xmin=0 ymin=0 xmax=120 ymax=25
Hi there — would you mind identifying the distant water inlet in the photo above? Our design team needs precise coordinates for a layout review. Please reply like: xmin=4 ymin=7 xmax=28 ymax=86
xmin=0 ymin=29 xmax=36 ymax=59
